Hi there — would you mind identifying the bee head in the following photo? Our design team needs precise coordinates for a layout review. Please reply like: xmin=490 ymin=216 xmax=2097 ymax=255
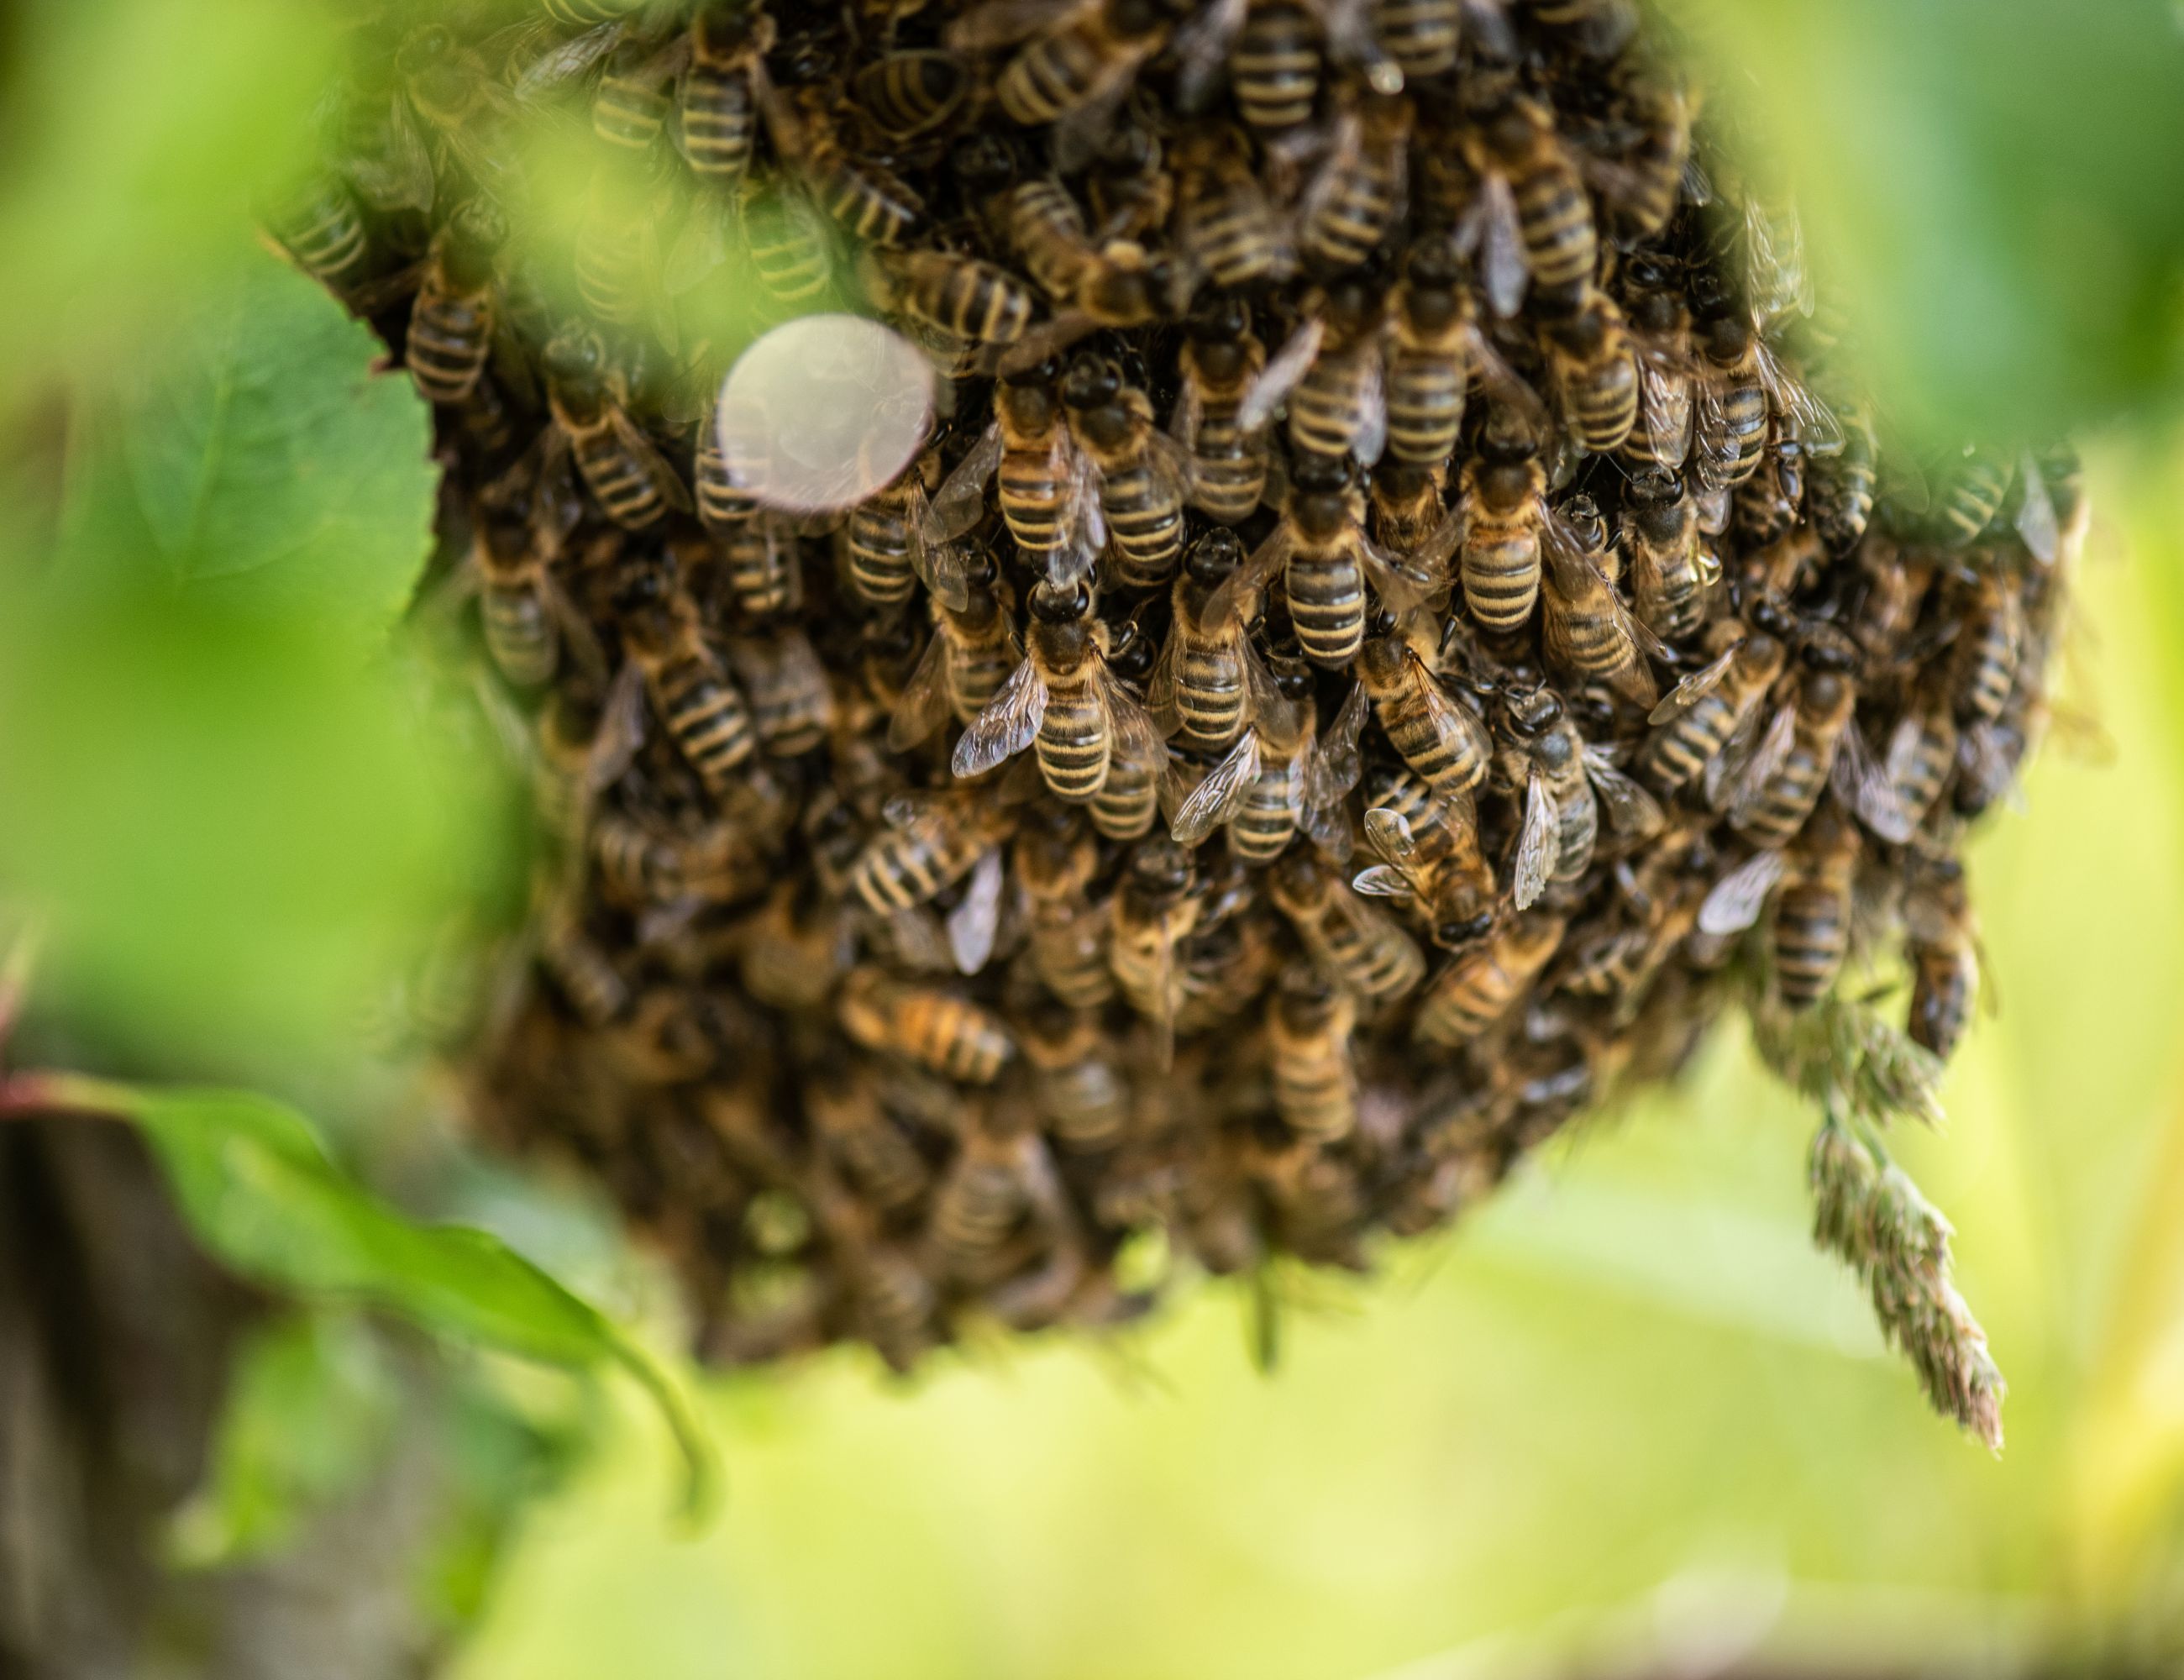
xmin=1433 ymin=911 xmax=1496 ymax=951
xmin=1188 ymin=290 xmax=1250 ymax=344
xmin=1557 ymin=491 xmax=1606 ymax=552
xmin=1109 ymin=0 xmax=1168 ymax=41
xmin=1029 ymin=577 xmax=1094 ymax=623
xmin=1060 ymin=353 xmax=1122 ymax=411
xmin=1184 ymin=526 xmax=1243 ymax=585
xmin=1504 ymin=683 xmax=1565 ymax=738
xmin=1268 ymin=654 xmax=1316 ymax=703
xmin=544 ymin=328 xmax=606 ymax=386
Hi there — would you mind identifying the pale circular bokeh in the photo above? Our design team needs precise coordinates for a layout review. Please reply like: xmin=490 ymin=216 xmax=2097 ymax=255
xmin=715 ymin=314 xmax=936 ymax=515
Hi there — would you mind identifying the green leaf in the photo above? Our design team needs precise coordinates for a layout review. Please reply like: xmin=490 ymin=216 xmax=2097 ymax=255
xmin=73 ymin=1079 xmax=718 ymax=1519
xmin=66 ymin=249 xmax=438 ymax=637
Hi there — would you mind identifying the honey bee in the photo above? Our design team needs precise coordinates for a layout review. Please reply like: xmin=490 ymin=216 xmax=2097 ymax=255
xmin=614 ymin=564 xmax=759 ymax=796
xmin=844 ymin=457 xmax=973 ymax=614
xmin=1298 ymin=89 xmax=1412 ymax=270
xmin=1013 ymin=805 xmax=1116 ymax=1008
xmin=808 ymin=1069 xmax=932 ymax=1213
xmin=1904 ymin=853 xmax=1981 ymax=1062
xmin=1525 ymin=0 xmax=1640 ymax=59
xmin=1232 ymin=456 xmax=1435 ymax=667
xmin=1174 ymin=654 xmax=1368 ymax=863
xmin=738 ymin=181 xmax=840 ymax=306
xmin=1537 ymin=493 xmax=1667 ymax=707
xmin=953 ymin=577 xmax=1165 ymax=803
xmin=852 ymin=48 xmax=974 ymax=139
xmin=467 ymin=498 xmax=593 ymax=690
xmin=538 ymin=890 xmax=633 ymax=1026
xmin=696 ymin=402 xmax=802 ymax=619
xmin=1881 ymin=690 xmax=1958 ymax=833
xmin=1499 ymin=683 xmax=1663 ymax=909
xmin=1268 ymin=963 xmax=1359 ymax=1140
xmin=1369 ymin=460 xmax=1449 ymax=557
xmin=1242 ymin=276 xmax=1388 ymax=466
xmin=266 ymin=176 xmax=379 ymax=298
xmin=1931 ymin=445 xmax=2012 ymax=549
xmin=1372 ymin=0 xmax=1458 ymax=80
xmin=543 ymin=330 xmax=691 ymax=531
xmin=1949 ymin=569 xmax=2022 ymax=727
xmin=737 ymin=879 xmax=854 ymax=1010
xmin=1061 ymin=354 xmax=1193 ymax=591
xmin=1727 ymin=638 xmax=1863 ymax=848
xmin=1384 ymin=236 xmax=1538 ymax=473
xmin=593 ymin=34 xmax=680 ymax=153
xmin=1232 ymin=0 xmax=1324 ymax=132
xmin=1355 ymin=633 xmax=1491 ymax=799
xmin=727 ymin=627 xmax=835 ymax=757
xmin=1171 ymin=293 xmax=1272 ymax=523
xmin=1621 ymin=471 xmax=1719 ymax=643
xmin=1638 ymin=614 xmax=1789 ymax=795
xmin=867 ymin=249 xmax=1037 ymax=344
xmin=847 ymin=789 xmax=1016 ymax=971
xmin=1612 ymin=255 xmax=1696 ymax=475
xmin=530 ymin=665 xmax=648 ymax=851
xmin=403 ymin=199 xmax=505 ymax=405
xmin=1147 ymin=528 xmax=1268 ymax=751
xmin=1688 ymin=291 xmax=1769 ymax=491
xmin=1462 ymin=97 xmax=1596 ymax=315
xmin=1731 ymin=423 xmax=1809 ymax=549
xmin=680 ymin=2 xmax=774 ymax=183
xmin=929 ymin=361 xmax=1102 ymax=583
xmin=774 ymin=82 xmax=928 ymax=248
xmin=838 ymin=969 xmax=1016 ymax=1083
xmin=953 ymin=0 xmax=1172 ymax=133
xmin=1808 ymin=397 xmax=1878 ymax=553
xmin=1421 ymin=421 xmax=1554 ymax=632
xmin=925 ymin=1104 xmax=1077 ymax=1299
xmin=1539 ymin=286 xmax=1639 ymax=455
xmin=1771 ymin=805 xmax=1856 ymax=1011
xmin=1020 ymin=1007 xmax=1133 ymax=1150
xmin=1109 ymin=837 xmax=1205 ymax=1059
xmin=1412 ymin=912 xmax=1567 ymax=1047
xmin=1269 ymin=849 xmax=1427 ymax=1002
xmin=1174 ymin=123 xmax=1288 ymax=291
xmin=890 ymin=548 xmax=1021 ymax=749
xmin=1583 ymin=68 xmax=1692 ymax=244
xmin=1352 ymin=796 xmax=1498 ymax=948
xmin=572 ymin=163 xmax=659 ymax=328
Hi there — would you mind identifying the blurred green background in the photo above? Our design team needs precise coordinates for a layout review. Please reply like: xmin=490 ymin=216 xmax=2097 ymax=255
xmin=2 ymin=0 xmax=2182 ymax=1676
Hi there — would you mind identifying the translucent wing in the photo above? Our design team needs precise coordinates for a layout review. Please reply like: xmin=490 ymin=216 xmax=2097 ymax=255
xmin=1832 ymin=717 xmax=1914 ymax=844
xmin=1361 ymin=533 xmax=1436 ymax=618
xmin=2014 ymin=445 xmax=2060 ymax=565
xmin=1464 ymin=325 xmax=1551 ymax=435
xmin=947 ymin=847 xmax=1006 ymax=974
xmin=1351 ymin=863 xmax=1412 ymax=900
xmin=664 ymin=191 xmax=734 ymax=295
xmin=586 ymin=661 xmax=650 ymax=799
xmin=925 ymin=423 xmax=1004 ymax=543
xmin=1049 ymin=448 xmax=1105 ymax=586
xmin=1102 ymin=668 xmax=1169 ymax=764
xmin=1173 ymin=0 xmax=1250 ymax=110
xmin=1635 ymin=355 xmax=1694 ymax=467
xmin=912 ymin=534 xmax=973 ymax=614
xmin=1584 ymin=745 xmax=1666 ymax=839
xmin=1752 ymin=336 xmax=1840 ymax=451
xmin=1697 ymin=848 xmax=1786 ymax=936
xmin=1360 ymin=805 xmax=1417 ymax=863
xmin=1305 ymin=681 xmax=1370 ymax=807
xmin=1237 ymin=317 xmax=1326 ymax=433
xmin=1168 ymin=377 xmax=1205 ymax=454
xmin=1418 ymin=679 xmax=1492 ymax=785
xmin=1205 ymin=525 xmax=1293 ymax=627
xmin=1472 ymin=172 xmax=1529 ymax=318
xmin=886 ymin=627 xmax=957 ymax=751
xmin=1171 ymin=731 xmax=1262 ymax=844
xmin=1513 ymin=769 xmax=1558 ymax=911
xmin=1143 ymin=624 xmax=1184 ymax=736
xmin=1725 ymin=702 xmax=1798 ymax=824
xmin=1353 ymin=355 xmax=1388 ymax=467
xmin=949 ymin=0 xmax=1083 ymax=50
xmin=608 ymin=409 xmax=695 ymax=513
xmin=1647 ymin=643 xmax=1738 ymax=725
xmin=1412 ymin=503 xmax=1469 ymax=575
xmin=953 ymin=658 xmax=1047 ymax=778
xmin=513 ymin=19 xmax=627 ymax=98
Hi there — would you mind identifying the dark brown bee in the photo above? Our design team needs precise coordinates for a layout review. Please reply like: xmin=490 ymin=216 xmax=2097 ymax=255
xmin=890 ymin=548 xmax=1021 ymax=748
xmin=1268 ymin=964 xmax=1359 ymax=1141
xmin=1949 ymin=570 xmax=2023 ymax=727
xmin=616 ymin=566 xmax=759 ymax=797
xmin=1268 ymin=850 xmax=1426 ymax=1004
xmin=1234 ymin=455 xmax=1434 ymax=668
xmin=1537 ymin=493 xmax=1665 ymax=708
xmin=403 ymin=200 xmax=504 ymax=404
xmin=1355 ymin=631 xmax=1490 ymax=799
xmin=1639 ymin=617 xmax=1789 ymax=795
xmin=869 ymin=249 xmax=1036 ymax=344
xmin=1729 ymin=639 xmax=1862 ymax=849
xmin=1772 ymin=806 xmax=1856 ymax=1011
xmin=1808 ymin=398 xmax=1878 ymax=552
xmin=1021 ymin=1008 xmax=1132 ymax=1151
xmin=1013 ymin=806 xmax=1115 ymax=1009
xmin=852 ymin=49 xmax=972 ymax=139
xmin=1148 ymin=528 xmax=1267 ymax=751
xmin=1905 ymin=855 xmax=1981 ymax=1061
xmin=1231 ymin=0 xmax=1322 ymax=133
xmin=929 ymin=362 xmax=1095 ymax=578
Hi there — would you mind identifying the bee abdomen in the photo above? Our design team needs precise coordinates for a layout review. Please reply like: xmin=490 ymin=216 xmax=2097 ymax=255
xmin=1462 ymin=534 xmax=1541 ymax=631
xmin=1515 ymin=162 xmax=1596 ymax=291
xmin=846 ymin=507 xmax=917 ymax=608
xmin=1089 ymin=748 xmax=1159 ymax=838
xmin=1374 ymin=0 xmax=1457 ymax=77
xmin=596 ymin=75 xmax=670 ymax=151
xmin=653 ymin=659 xmax=757 ymax=789
xmin=1638 ymin=694 xmax=1732 ymax=790
xmin=1908 ymin=947 xmax=1974 ymax=1060
xmin=1176 ymin=648 xmax=1248 ymax=748
xmin=573 ymin=430 xmax=666 ymax=528
xmin=814 ymin=157 xmax=924 ymax=246
xmin=481 ymin=583 xmax=557 ymax=687
xmin=1773 ymin=883 xmax=1846 ymax=1010
xmin=1233 ymin=0 xmax=1320 ymax=131
xmin=1386 ymin=354 xmax=1465 ymax=466
xmin=1034 ymin=1059 xmax=1131 ymax=1150
xmin=1287 ymin=555 xmax=1367 ymax=667
xmin=407 ymin=291 xmax=492 ymax=404
xmin=680 ymin=69 xmax=758 ymax=179
xmin=1566 ymin=358 xmax=1640 ymax=454
xmin=1036 ymin=687 xmax=1112 ymax=801
xmin=1232 ymin=770 xmax=1302 ymax=863
xmin=998 ymin=32 xmax=1104 ymax=125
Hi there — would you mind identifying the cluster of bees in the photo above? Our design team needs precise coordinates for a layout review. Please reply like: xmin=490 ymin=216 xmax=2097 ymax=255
xmin=275 ymin=0 xmax=2078 ymax=1378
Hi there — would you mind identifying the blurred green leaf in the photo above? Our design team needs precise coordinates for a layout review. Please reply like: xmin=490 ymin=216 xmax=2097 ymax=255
xmin=63 ymin=1080 xmax=718 ymax=1517
xmin=169 ymin=1312 xmax=401 ymax=1568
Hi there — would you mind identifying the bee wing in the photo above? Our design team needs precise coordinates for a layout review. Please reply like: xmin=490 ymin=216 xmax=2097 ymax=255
xmin=1469 ymin=172 xmax=1529 ymax=319
xmin=1360 ymin=805 xmax=1417 ymax=864
xmin=606 ymin=409 xmax=695 ymax=513
xmin=1051 ymin=446 xmax=1106 ymax=586
xmin=1205 ymin=526 xmax=1293 ymax=627
xmin=1237 ymin=317 xmax=1326 ymax=434
xmin=1305 ymin=680 xmax=1370 ymax=808
xmin=512 ymin=19 xmax=627 ymax=97
xmin=947 ymin=847 xmax=1007 ymax=975
xmin=1171 ymin=731 xmax=1262 ymax=845
xmin=925 ymin=422 xmax=1005 ymax=544
xmin=1101 ymin=667 xmax=1169 ymax=765
xmin=1351 ymin=864 xmax=1413 ymax=900
xmin=995 ymin=312 xmax=1101 ymax=377
xmin=1636 ymin=356 xmax=1695 ymax=465
xmin=1411 ymin=502 xmax=1470 ymax=576
xmin=365 ymin=94 xmax=438 ymax=213
xmin=1833 ymin=717 xmax=1914 ymax=844
xmin=1353 ymin=354 xmax=1389 ymax=468
xmin=2013 ymin=445 xmax=2060 ymax=566
xmin=1723 ymin=701 xmax=1797 ymax=822
xmin=1464 ymin=325 xmax=1551 ymax=436
xmin=1418 ymin=677 xmax=1492 ymax=783
xmin=1052 ymin=60 xmax=1147 ymax=174
xmin=1697 ymin=848 xmax=1787 ymax=936
xmin=953 ymin=657 xmax=1047 ymax=778
xmin=664 ymin=190 xmax=735 ymax=295
xmin=1646 ymin=644 xmax=1738 ymax=725
xmin=1752 ymin=336 xmax=1840 ymax=450
xmin=585 ymin=661 xmax=650 ymax=800
xmin=1513 ymin=769 xmax=1558 ymax=911
xmin=913 ymin=535 xmax=974 ymax=615
xmin=1583 ymin=744 xmax=1666 ymax=840
xmin=1143 ymin=427 xmax=1200 ymax=506
xmin=1296 ymin=109 xmax=1363 ymax=236
xmin=1303 ymin=797 xmax=1357 ymax=864
xmin=1173 ymin=0 xmax=1249 ymax=110
xmin=1168 ymin=377 xmax=1205 ymax=454
xmin=1144 ymin=624 xmax=1184 ymax=736
xmin=1361 ymin=533 xmax=1436 ymax=618
xmin=886 ymin=627 xmax=957 ymax=751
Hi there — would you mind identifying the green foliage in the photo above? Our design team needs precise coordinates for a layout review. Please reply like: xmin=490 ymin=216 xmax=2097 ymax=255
xmin=59 ymin=1078 xmax=717 ymax=1515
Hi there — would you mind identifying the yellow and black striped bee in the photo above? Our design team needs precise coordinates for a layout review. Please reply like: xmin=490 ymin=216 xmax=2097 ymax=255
xmin=613 ymin=563 xmax=759 ymax=798
xmin=1242 ymin=276 xmax=1389 ymax=467
xmin=1173 ymin=123 xmax=1287 ymax=291
xmin=1013 ymin=804 xmax=1116 ymax=1009
xmin=867 ymin=248 xmax=1037 ymax=344
xmin=1771 ymin=804 xmax=1857 ymax=1011
xmin=1173 ymin=654 xmax=1367 ymax=864
xmin=1354 ymin=631 xmax=1491 ymax=801
xmin=1172 ymin=292 xmax=1272 ymax=524
xmin=1297 ymin=88 xmax=1412 ymax=272
xmin=953 ymin=0 xmax=1172 ymax=132
xmin=890 ymin=547 xmax=1021 ymax=750
xmin=543 ymin=330 xmax=691 ymax=531
xmin=838 ymin=968 xmax=1016 ymax=1083
xmin=1412 ymin=912 xmax=1566 ymax=1047
xmin=929 ymin=360 xmax=1101 ymax=580
xmin=1904 ymin=853 xmax=1982 ymax=1061
xmin=1061 ymin=353 xmax=1193 ymax=591
xmin=1463 ymin=96 xmax=1597 ymax=315
xmin=1147 ymin=528 xmax=1268 ymax=752
xmin=1267 ymin=963 xmax=1359 ymax=1141
xmin=1539 ymin=285 xmax=1640 ymax=456
xmin=852 ymin=47 xmax=973 ymax=139
xmin=1622 ymin=471 xmax=1719 ymax=643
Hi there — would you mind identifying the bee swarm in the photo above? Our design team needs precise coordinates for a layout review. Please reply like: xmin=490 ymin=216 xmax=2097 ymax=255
xmin=286 ymin=0 xmax=2077 ymax=1441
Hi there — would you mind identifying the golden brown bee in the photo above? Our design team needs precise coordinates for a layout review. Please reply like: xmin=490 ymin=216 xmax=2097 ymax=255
xmin=696 ymin=403 xmax=802 ymax=620
xmin=1639 ymin=615 xmax=1791 ymax=795
xmin=1727 ymin=639 xmax=1863 ymax=848
xmin=1352 ymin=795 xmax=1498 ymax=949
xmin=868 ymin=249 xmax=1036 ymax=344
xmin=925 ymin=1104 xmax=1077 ymax=1305
xmin=404 ymin=200 xmax=503 ymax=405
xmin=1106 ymin=837 xmax=1205 ymax=1058
xmin=890 ymin=548 xmax=1021 ymax=749
xmin=1384 ymin=238 xmax=1537 ymax=473
xmin=1614 ymin=255 xmax=1697 ymax=475
xmin=1269 ymin=849 xmax=1427 ymax=1002
xmin=1013 ymin=805 xmax=1116 ymax=1008
xmin=808 ymin=1070 xmax=931 ymax=1213
xmin=727 ymin=627 xmax=835 ymax=757
xmin=1368 ymin=459 xmax=1449 ymax=559
xmin=1905 ymin=853 xmax=1981 ymax=1061
xmin=680 ymin=2 xmax=774 ymax=182
xmin=1253 ymin=459 xmax=1438 ymax=668
xmin=1298 ymin=90 xmax=1412 ymax=270
xmin=1000 ymin=176 xmax=1102 ymax=302
xmin=1731 ymin=423 xmax=1809 ymax=548
xmin=1427 ymin=424 xmax=1553 ymax=632
xmin=1061 ymin=354 xmax=1192 ymax=591
xmin=741 ymin=181 xmax=839 ymax=306
xmin=1932 ymin=446 xmax=2013 ymax=548
xmin=1949 ymin=569 xmax=2022 ymax=727
xmin=1689 ymin=286 xmax=1772 ymax=491
xmin=1231 ymin=0 xmax=1322 ymax=132
xmin=953 ymin=0 xmax=1171 ymax=130
xmin=1498 ymin=682 xmax=1664 ymax=908
xmin=1020 ymin=1007 xmax=1132 ymax=1151
xmin=1881 ymin=690 xmax=1958 ymax=833
xmin=1538 ymin=493 xmax=1667 ymax=708
xmin=847 ymin=790 xmax=1013 ymax=922
xmin=1174 ymin=654 xmax=1365 ymax=864
xmin=1540 ymin=286 xmax=1639 ymax=456
xmin=470 ymin=500 xmax=583 ymax=690
xmin=851 ymin=48 xmax=972 ymax=139
xmin=929 ymin=361 xmax=1100 ymax=580
xmin=1147 ymin=528 xmax=1267 ymax=751
xmin=1412 ymin=912 xmax=1567 ymax=1047
xmin=1268 ymin=963 xmax=1359 ymax=1141
xmin=1772 ymin=805 xmax=1857 ymax=1011
xmin=1465 ymin=97 xmax=1596 ymax=312
xmin=1173 ymin=123 xmax=1286 ymax=290
xmin=1622 ymin=471 xmax=1719 ymax=643
xmin=615 ymin=566 xmax=759 ymax=797
xmin=844 ymin=457 xmax=971 ymax=613
xmin=838 ymin=968 xmax=1016 ymax=1083
xmin=1173 ymin=293 xmax=1272 ymax=525
xmin=267 ymin=175 xmax=376 ymax=297
xmin=1808 ymin=397 xmax=1878 ymax=553
xmin=953 ymin=577 xmax=1164 ymax=803
xmin=1355 ymin=632 xmax=1490 ymax=800
xmin=543 ymin=331 xmax=691 ymax=531
xmin=1372 ymin=0 xmax=1458 ymax=79
xmin=1243 ymin=276 xmax=1389 ymax=467
xmin=777 ymin=83 xmax=928 ymax=247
